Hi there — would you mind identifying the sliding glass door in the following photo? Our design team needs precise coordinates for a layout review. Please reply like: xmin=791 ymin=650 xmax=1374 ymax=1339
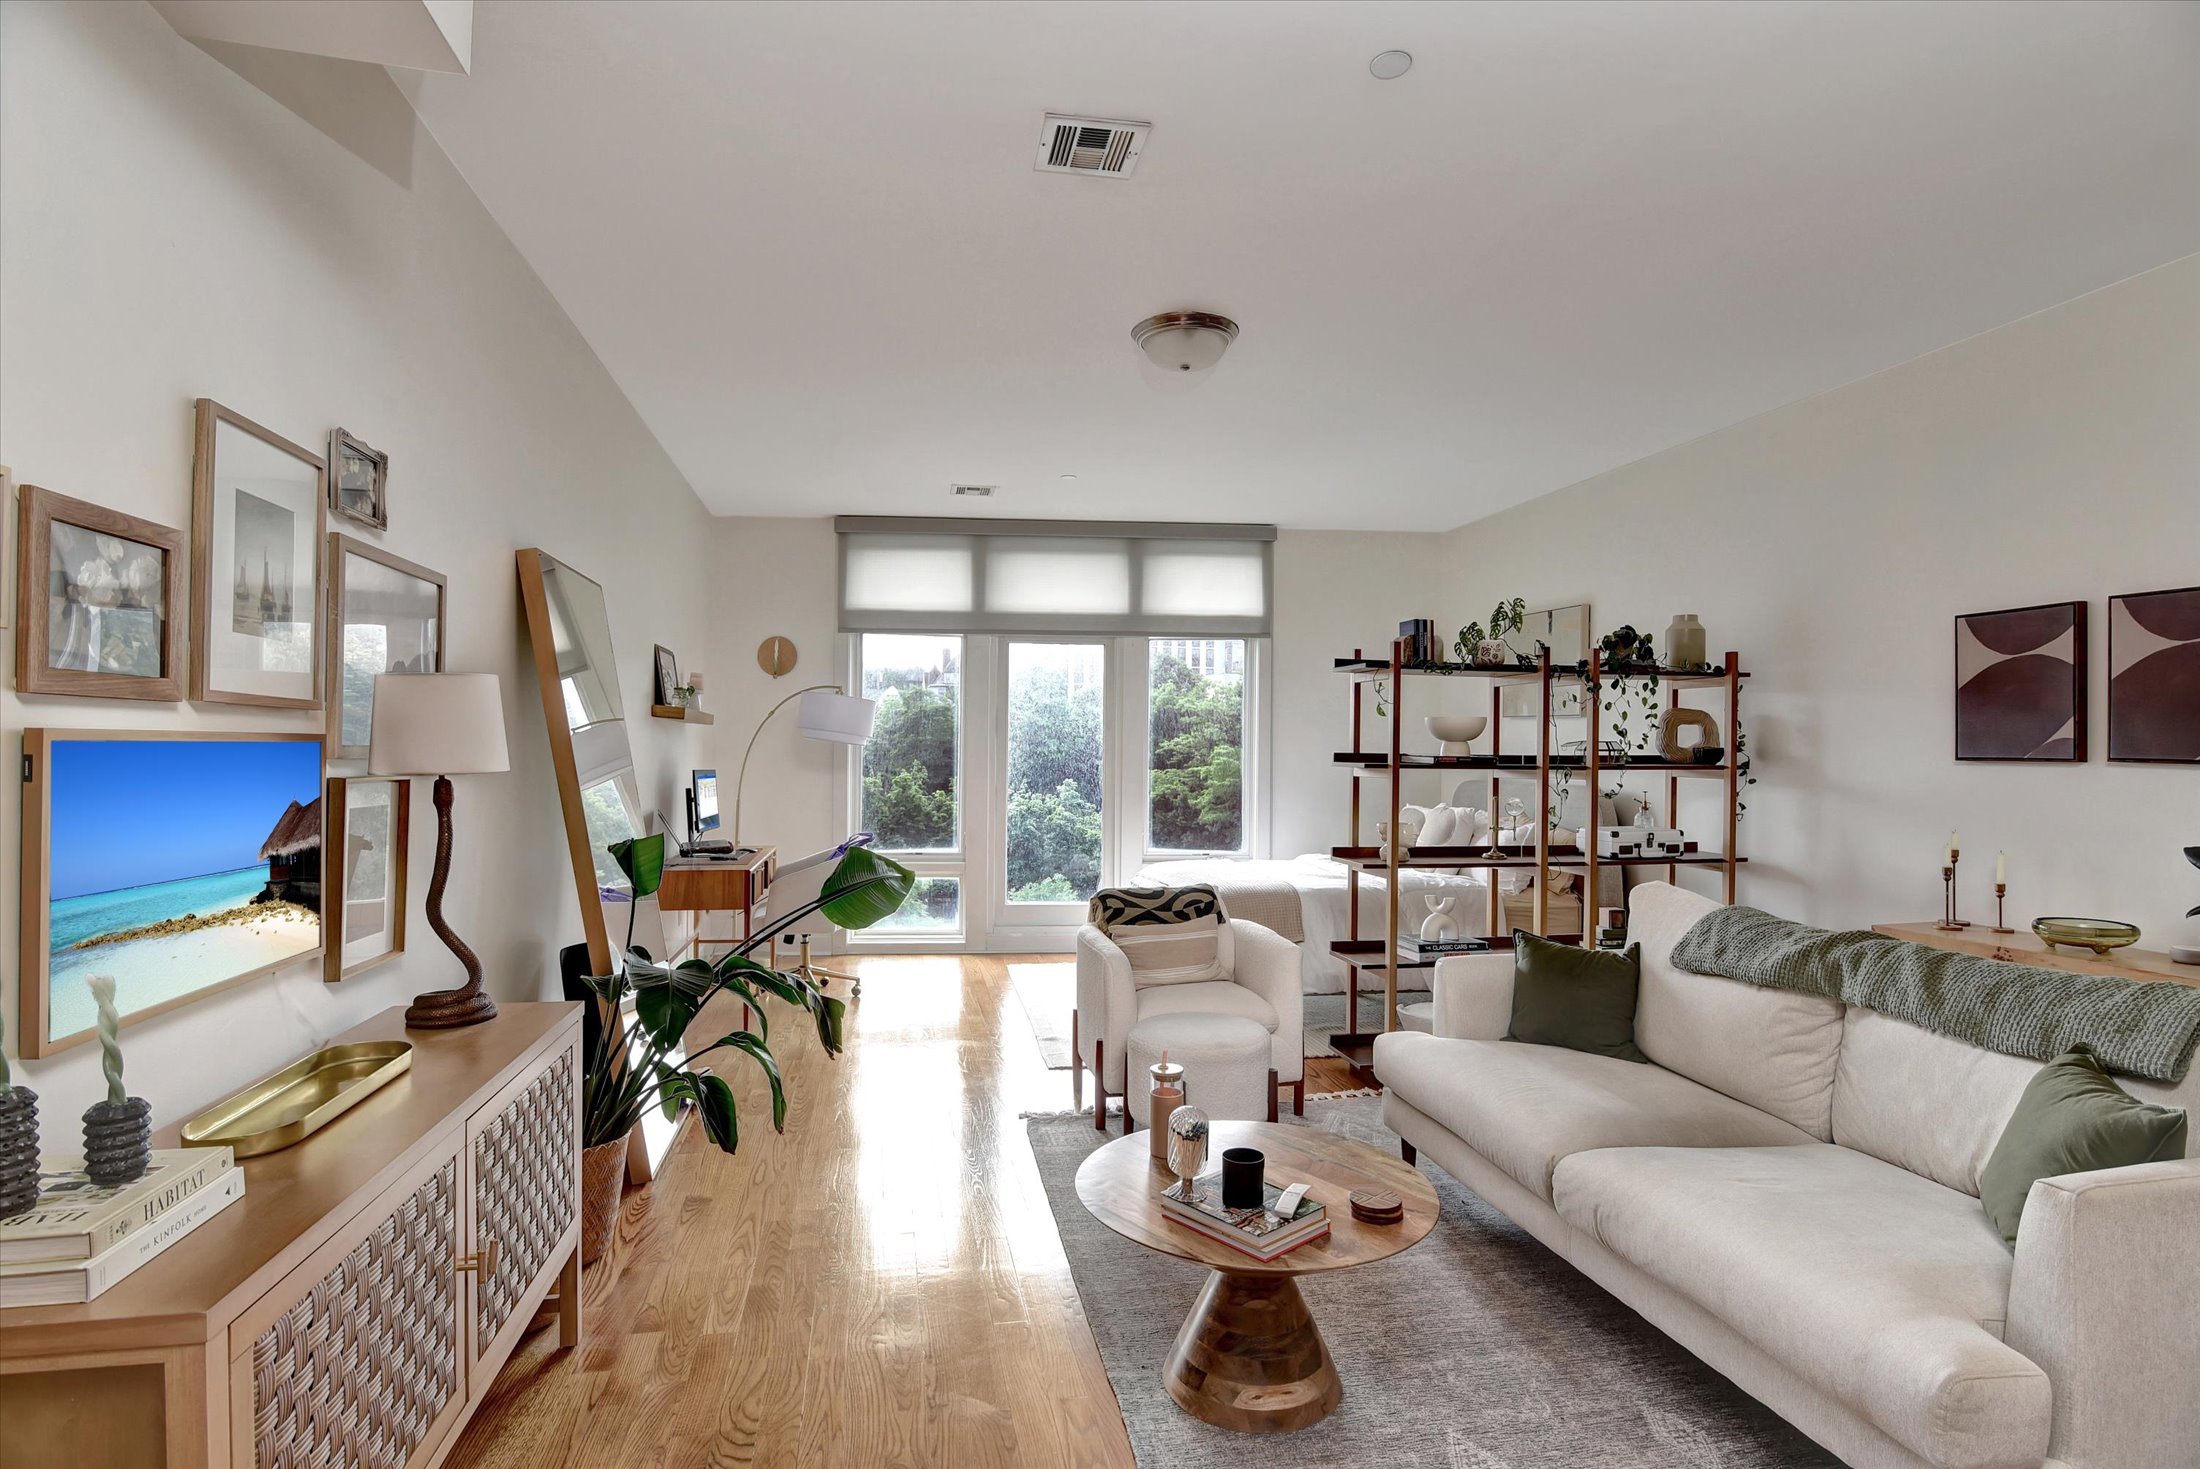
xmin=998 ymin=640 xmax=1109 ymax=937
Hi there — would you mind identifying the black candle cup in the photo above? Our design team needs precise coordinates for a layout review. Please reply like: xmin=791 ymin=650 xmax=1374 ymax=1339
xmin=1221 ymin=1146 xmax=1265 ymax=1210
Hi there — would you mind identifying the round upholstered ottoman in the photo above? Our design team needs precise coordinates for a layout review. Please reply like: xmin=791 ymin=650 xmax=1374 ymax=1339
xmin=1127 ymin=1013 xmax=1273 ymax=1128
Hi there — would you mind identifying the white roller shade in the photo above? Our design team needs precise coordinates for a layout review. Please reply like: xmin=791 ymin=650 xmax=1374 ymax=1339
xmin=837 ymin=518 xmax=1272 ymax=634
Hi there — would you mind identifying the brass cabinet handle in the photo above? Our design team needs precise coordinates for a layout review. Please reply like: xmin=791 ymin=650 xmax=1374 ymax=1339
xmin=455 ymin=1237 xmax=500 ymax=1277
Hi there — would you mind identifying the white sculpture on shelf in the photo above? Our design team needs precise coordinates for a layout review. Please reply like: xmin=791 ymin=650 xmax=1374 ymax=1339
xmin=1420 ymin=895 xmax=1461 ymax=942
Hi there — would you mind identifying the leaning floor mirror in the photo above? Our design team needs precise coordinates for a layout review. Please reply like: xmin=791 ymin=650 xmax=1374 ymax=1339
xmin=516 ymin=548 xmax=681 ymax=1179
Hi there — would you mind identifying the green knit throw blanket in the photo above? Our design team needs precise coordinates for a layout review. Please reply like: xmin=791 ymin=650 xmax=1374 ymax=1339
xmin=1668 ymin=905 xmax=2200 ymax=1084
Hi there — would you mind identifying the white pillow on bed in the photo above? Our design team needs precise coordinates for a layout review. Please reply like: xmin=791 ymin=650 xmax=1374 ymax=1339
xmin=1415 ymin=806 xmax=1458 ymax=846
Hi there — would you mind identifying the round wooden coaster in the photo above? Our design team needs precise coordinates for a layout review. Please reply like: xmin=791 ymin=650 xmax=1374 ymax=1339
xmin=1349 ymin=1188 xmax=1404 ymax=1224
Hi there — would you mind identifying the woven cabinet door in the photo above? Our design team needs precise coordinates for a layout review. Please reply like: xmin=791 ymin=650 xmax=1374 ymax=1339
xmin=248 ymin=1135 xmax=467 ymax=1469
xmin=465 ymin=1037 xmax=579 ymax=1373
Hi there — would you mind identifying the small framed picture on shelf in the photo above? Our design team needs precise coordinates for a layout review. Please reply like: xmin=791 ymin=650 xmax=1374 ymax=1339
xmin=14 ymin=483 xmax=187 ymax=701
xmin=654 ymin=643 xmax=680 ymax=705
xmin=328 ymin=534 xmax=446 ymax=760
xmin=2107 ymin=586 xmax=2200 ymax=763
xmin=1954 ymin=601 xmax=2086 ymax=762
xmin=328 ymin=427 xmax=388 ymax=532
xmin=324 ymin=776 xmax=411 ymax=981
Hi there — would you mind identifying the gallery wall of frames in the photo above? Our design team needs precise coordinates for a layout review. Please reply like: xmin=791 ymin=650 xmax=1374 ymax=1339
xmin=9 ymin=403 xmax=434 ymax=1059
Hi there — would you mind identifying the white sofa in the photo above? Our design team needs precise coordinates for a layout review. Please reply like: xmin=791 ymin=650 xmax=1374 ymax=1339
xmin=1374 ymin=882 xmax=2200 ymax=1469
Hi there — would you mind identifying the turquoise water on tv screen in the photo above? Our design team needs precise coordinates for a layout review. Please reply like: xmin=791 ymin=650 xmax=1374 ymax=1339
xmin=47 ymin=865 xmax=268 ymax=953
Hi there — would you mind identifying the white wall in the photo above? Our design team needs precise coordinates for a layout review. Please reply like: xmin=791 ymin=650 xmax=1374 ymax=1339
xmin=1440 ymin=254 xmax=2200 ymax=942
xmin=1 ymin=1 xmax=715 ymax=1147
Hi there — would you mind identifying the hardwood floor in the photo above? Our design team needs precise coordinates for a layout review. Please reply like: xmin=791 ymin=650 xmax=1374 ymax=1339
xmin=445 ymin=954 xmax=1369 ymax=1469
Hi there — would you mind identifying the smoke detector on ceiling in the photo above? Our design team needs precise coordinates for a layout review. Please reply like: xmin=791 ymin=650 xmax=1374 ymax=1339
xmin=1035 ymin=114 xmax=1149 ymax=177
xmin=951 ymin=484 xmax=996 ymax=498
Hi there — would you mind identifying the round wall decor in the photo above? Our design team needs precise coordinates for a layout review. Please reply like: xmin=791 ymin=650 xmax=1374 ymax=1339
xmin=1658 ymin=707 xmax=1721 ymax=761
xmin=756 ymin=636 xmax=797 ymax=678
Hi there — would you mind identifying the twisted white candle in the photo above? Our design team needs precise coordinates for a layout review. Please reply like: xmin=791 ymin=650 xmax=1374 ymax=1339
xmin=86 ymin=975 xmax=126 ymax=1105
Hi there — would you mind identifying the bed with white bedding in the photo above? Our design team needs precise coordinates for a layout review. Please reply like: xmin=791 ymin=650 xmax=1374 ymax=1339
xmin=1132 ymin=854 xmax=1492 ymax=994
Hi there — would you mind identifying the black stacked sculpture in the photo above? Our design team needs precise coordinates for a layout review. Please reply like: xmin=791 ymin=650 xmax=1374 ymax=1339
xmin=0 ymin=1017 xmax=39 ymax=1219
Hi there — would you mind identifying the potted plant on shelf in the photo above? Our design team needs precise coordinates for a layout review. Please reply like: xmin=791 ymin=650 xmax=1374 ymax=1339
xmin=1455 ymin=597 xmax=1528 ymax=667
xmin=575 ymin=833 xmax=913 ymax=1262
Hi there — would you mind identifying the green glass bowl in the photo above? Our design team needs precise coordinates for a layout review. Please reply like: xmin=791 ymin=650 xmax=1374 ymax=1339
xmin=2031 ymin=917 xmax=2142 ymax=956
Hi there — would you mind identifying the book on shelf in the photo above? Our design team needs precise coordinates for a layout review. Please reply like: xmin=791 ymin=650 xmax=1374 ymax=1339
xmin=1160 ymin=1173 xmax=1329 ymax=1262
xmin=0 ymin=1147 xmax=236 ymax=1266
xmin=0 ymin=1166 xmax=245 ymax=1307
xmin=1397 ymin=935 xmax=1491 ymax=960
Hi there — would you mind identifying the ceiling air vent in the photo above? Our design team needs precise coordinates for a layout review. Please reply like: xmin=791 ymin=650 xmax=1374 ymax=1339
xmin=951 ymin=484 xmax=996 ymax=498
xmin=1035 ymin=114 xmax=1148 ymax=178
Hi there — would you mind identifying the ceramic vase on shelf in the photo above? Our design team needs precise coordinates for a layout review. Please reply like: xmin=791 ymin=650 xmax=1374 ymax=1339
xmin=79 ymin=976 xmax=149 ymax=1187
xmin=1665 ymin=614 xmax=1707 ymax=670
xmin=0 ymin=1016 xmax=37 ymax=1219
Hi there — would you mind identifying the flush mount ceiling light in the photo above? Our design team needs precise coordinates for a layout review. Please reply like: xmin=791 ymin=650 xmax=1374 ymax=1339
xmin=1369 ymin=50 xmax=1413 ymax=80
xmin=1132 ymin=312 xmax=1240 ymax=373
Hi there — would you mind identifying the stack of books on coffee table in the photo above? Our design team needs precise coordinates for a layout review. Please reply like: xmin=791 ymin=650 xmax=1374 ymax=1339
xmin=1160 ymin=1173 xmax=1329 ymax=1261
xmin=0 ymin=1148 xmax=243 ymax=1307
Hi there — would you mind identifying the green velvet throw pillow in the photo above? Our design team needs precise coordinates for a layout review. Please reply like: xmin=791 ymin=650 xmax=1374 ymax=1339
xmin=1979 ymin=1045 xmax=2188 ymax=1247
xmin=1505 ymin=930 xmax=1647 ymax=1063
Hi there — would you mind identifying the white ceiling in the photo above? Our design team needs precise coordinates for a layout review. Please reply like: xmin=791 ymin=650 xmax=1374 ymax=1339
xmin=402 ymin=1 xmax=2200 ymax=531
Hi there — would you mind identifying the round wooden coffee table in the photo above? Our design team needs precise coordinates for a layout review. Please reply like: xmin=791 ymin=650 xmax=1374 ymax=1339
xmin=1073 ymin=1120 xmax=1438 ymax=1433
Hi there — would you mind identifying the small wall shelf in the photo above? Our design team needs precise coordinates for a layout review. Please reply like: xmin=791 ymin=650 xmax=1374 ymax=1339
xmin=650 ymin=704 xmax=714 ymax=724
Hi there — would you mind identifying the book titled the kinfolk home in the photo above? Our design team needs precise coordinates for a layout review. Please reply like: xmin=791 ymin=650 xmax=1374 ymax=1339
xmin=0 ymin=1147 xmax=236 ymax=1266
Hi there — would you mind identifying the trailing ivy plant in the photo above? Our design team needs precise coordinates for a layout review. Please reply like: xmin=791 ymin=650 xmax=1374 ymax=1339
xmin=1592 ymin=625 xmax=1662 ymax=762
xmin=578 ymin=835 xmax=915 ymax=1154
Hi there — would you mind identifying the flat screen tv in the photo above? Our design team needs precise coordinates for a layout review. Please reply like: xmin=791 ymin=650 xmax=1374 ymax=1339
xmin=19 ymin=730 xmax=325 ymax=1058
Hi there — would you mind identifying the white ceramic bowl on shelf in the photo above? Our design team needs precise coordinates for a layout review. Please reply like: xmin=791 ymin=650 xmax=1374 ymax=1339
xmin=1425 ymin=716 xmax=1488 ymax=757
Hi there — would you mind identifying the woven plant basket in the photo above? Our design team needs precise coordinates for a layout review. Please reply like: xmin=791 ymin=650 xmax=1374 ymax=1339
xmin=580 ymin=1136 xmax=628 ymax=1264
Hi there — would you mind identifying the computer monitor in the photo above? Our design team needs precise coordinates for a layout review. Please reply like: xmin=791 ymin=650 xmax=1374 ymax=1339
xmin=687 ymin=768 xmax=720 ymax=838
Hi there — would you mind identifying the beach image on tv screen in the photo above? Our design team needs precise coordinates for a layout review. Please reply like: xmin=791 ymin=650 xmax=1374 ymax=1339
xmin=45 ymin=737 xmax=324 ymax=1043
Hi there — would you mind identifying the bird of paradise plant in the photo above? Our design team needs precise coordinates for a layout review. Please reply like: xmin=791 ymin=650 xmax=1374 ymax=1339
xmin=580 ymin=834 xmax=914 ymax=1155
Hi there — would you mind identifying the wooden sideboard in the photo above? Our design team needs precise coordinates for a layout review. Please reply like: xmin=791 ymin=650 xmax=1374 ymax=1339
xmin=0 ymin=1002 xmax=583 ymax=1469
xmin=1873 ymin=922 xmax=2200 ymax=988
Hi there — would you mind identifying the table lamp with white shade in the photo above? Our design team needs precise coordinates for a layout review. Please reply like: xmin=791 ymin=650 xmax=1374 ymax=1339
xmin=369 ymin=672 xmax=511 ymax=1029
xmin=733 ymin=685 xmax=876 ymax=842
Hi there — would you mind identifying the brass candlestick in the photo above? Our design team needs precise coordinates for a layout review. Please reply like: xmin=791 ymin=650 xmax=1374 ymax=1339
xmin=1992 ymin=883 xmax=2014 ymax=935
xmin=1937 ymin=851 xmax=1971 ymax=930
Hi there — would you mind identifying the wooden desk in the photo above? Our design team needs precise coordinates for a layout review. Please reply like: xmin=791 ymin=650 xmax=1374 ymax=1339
xmin=0 ymin=1003 xmax=583 ymax=1469
xmin=659 ymin=846 xmax=775 ymax=957
xmin=1873 ymin=922 xmax=2200 ymax=989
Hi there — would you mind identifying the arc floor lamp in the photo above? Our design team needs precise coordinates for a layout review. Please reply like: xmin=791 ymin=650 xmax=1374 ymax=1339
xmin=733 ymin=684 xmax=877 ymax=843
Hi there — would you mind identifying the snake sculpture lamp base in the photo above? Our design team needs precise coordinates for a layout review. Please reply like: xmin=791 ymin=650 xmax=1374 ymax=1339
xmin=406 ymin=776 xmax=499 ymax=1029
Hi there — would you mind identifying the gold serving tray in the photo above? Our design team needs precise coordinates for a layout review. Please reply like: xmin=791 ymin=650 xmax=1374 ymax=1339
xmin=182 ymin=1041 xmax=414 ymax=1157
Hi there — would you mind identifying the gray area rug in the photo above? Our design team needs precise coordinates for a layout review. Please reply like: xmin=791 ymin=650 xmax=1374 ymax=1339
xmin=1303 ymin=991 xmax=1432 ymax=1059
xmin=1027 ymin=1096 xmax=1841 ymax=1469
xmin=1010 ymin=961 xmax=1075 ymax=1069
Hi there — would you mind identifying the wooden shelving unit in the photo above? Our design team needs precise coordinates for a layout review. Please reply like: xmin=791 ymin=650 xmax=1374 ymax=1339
xmin=650 ymin=703 xmax=715 ymax=723
xmin=1328 ymin=638 xmax=1748 ymax=1075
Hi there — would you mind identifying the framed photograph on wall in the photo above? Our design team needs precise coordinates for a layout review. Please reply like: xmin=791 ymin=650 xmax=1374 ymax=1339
xmin=17 ymin=729 xmax=325 ymax=1058
xmin=14 ymin=484 xmax=187 ymax=701
xmin=324 ymin=776 xmax=410 ymax=981
xmin=653 ymin=643 xmax=680 ymax=705
xmin=1 ymin=463 xmax=13 ymax=631
xmin=2107 ymin=586 xmax=2200 ymax=763
xmin=192 ymin=398 xmax=325 ymax=709
xmin=328 ymin=427 xmax=389 ymax=532
xmin=329 ymin=534 xmax=446 ymax=760
xmin=1954 ymin=601 xmax=2087 ymax=761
